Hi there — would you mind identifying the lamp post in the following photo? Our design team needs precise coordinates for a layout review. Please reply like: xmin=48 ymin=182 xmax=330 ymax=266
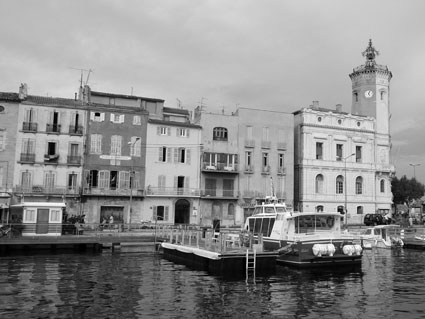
xmin=127 ymin=137 xmax=140 ymax=231
xmin=344 ymin=153 xmax=355 ymax=226
xmin=409 ymin=163 xmax=421 ymax=179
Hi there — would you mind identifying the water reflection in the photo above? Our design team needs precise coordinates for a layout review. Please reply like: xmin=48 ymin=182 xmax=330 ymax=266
xmin=0 ymin=249 xmax=425 ymax=318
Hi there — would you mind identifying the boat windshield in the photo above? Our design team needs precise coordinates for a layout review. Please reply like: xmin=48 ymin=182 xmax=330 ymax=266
xmin=247 ymin=216 xmax=276 ymax=237
xmin=295 ymin=215 xmax=336 ymax=233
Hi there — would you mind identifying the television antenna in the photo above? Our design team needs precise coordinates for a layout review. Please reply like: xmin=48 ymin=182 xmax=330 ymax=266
xmin=69 ymin=67 xmax=94 ymax=87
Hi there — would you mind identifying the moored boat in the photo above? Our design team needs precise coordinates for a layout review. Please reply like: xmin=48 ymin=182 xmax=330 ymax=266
xmin=243 ymin=196 xmax=362 ymax=268
xmin=360 ymin=225 xmax=404 ymax=249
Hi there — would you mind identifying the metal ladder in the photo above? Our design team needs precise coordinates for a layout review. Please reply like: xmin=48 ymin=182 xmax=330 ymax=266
xmin=246 ymin=249 xmax=256 ymax=282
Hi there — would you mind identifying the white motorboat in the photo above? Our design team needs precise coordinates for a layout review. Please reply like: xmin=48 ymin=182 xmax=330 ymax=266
xmin=361 ymin=225 xmax=404 ymax=249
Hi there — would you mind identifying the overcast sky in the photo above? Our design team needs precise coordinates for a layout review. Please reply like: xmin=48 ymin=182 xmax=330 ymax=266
xmin=1 ymin=0 xmax=424 ymax=183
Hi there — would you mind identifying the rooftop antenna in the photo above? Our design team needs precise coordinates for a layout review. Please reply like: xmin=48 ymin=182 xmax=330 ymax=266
xmin=176 ymin=98 xmax=182 ymax=108
xmin=69 ymin=67 xmax=93 ymax=87
xmin=199 ymin=97 xmax=208 ymax=111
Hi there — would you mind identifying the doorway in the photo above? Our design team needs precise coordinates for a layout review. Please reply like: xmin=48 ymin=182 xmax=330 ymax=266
xmin=175 ymin=199 xmax=190 ymax=224
xmin=36 ymin=209 xmax=49 ymax=234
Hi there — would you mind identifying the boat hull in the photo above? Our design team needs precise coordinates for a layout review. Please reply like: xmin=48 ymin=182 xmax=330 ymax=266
xmin=262 ymin=238 xmax=362 ymax=268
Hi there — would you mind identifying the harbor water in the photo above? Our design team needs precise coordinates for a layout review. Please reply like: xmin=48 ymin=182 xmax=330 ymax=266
xmin=1 ymin=248 xmax=425 ymax=319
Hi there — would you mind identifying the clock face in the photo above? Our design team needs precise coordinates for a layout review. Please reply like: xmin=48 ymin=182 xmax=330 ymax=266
xmin=364 ymin=90 xmax=373 ymax=98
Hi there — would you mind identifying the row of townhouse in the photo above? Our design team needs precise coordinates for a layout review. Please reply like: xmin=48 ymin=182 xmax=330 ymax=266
xmin=0 ymin=40 xmax=395 ymax=228
xmin=0 ymin=84 xmax=294 ymax=229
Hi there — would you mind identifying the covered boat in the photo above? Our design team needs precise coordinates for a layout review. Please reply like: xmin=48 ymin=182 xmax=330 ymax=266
xmin=243 ymin=196 xmax=362 ymax=268
xmin=360 ymin=225 xmax=404 ymax=249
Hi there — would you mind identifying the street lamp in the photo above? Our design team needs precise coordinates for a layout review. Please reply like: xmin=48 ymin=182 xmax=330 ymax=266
xmin=127 ymin=137 xmax=140 ymax=231
xmin=344 ymin=153 xmax=355 ymax=226
xmin=409 ymin=163 xmax=421 ymax=179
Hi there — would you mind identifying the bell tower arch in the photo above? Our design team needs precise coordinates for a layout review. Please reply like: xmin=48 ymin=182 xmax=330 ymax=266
xmin=349 ymin=39 xmax=392 ymax=136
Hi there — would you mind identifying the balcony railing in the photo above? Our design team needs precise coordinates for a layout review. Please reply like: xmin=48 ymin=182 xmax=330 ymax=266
xmin=13 ymin=185 xmax=80 ymax=195
xmin=83 ymin=187 xmax=143 ymax=196
xmin=67 ymin=155 xmax=82 ymax=165
xmin=201 ymin=189 xmax=238 ymax=198
xmin=261 ymin=165 xmax=271 ymax=174
xmin=145 ymin=187 xmax=200 ymax=197
xmin=20 ymin=153 xmax=36 ymax=163
xmin=244 ymin=165 xmax=254 ymax=173
xmin=46 ymin=123 xmax=61 ymax=133
xmin=277 ymin=167 xmax=286 ymax=175
xmin=44 ymin=154 xmax=59 ymax=163
xmin=22 ymin=122 xmax=37 ymax=132
xmin=69 ymin=125 xmax=84 ymax=135
xmin=245 ymin=139 xmax=255 ymax=148
xmin=202 ymin=163 xmax=239 ymax=172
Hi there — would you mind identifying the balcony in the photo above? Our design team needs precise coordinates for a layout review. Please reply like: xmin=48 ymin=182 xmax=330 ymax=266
xmin=261 ymin=165 xmax=271 ymax=175
xmin=145 ymin=187 xmax=200 ymax=197
xmin=245 ymin=139 xmax=255 ymax=148
xmin=261 ymin=141 xmax=271 ymax=149
xmin=13 ymin=185 xmax=80 ymax=195
xmin=20 ymin=153 xmax=36 ymax=163
xmin=22 ymin=122 xmax=37 ymax=132
xmin=46 ymin=123 xmax=61 ymax=133
xmin=202 ymin=163 xmax=239 ymax=173
xmin=67 ymin=155 xmax=82 ymax=165
xmin=201 ymin=189 xmax=238 ymax=198
xmin=44 ymin=154 xmax=59 ymax=164
xmin=69 ymin=125 xmax=84 ymax=135
xmin=83 ymin=187 xmax=144 ymax=196
xmin=244 ymin=165 xmax=254 ymax=173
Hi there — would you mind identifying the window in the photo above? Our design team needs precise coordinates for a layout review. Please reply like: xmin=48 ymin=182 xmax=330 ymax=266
xmin=110 ymin=171 xmax=118 ymax=189
xmin=91 ymin=112 xmax=105 ymax=122
xmin=262 ymin=127 xmax=269 ymax=141
xmin=119 ymin=171 xmax=130 ymax=189
xmin=315 ymin=174 xmax=324 ymax=194
xmin=356 ymin=146 xmax=362 ymax=163
xmin=0 ymin=105 xmax=4 ymax=113
xmin=99 ymin=171 xmax=110 ymax=188
xmin=23 ymin=209 xmax=36 ymax=223
xmin=213 ymin=127 xmax=228 ymax=141
xmin=316 ymin=205 xmax=324 ymax=212
xmin=338 ymin=119 xmax=342 ymax=125
xmin=158 ymin=126 xmax=169 ymax=135
xmin=110 ymin=135 xmax=122 ymax=155
xmin=246 ymin=126 xmax=253 ymax=139
xmin=68 ymin=173 xmax=78 ymax=190
xmin=336 ymin=144 xmax=343 ymax=161
xmin=21 ymin=171 xmax=32 ymax=191
xmin=228 ymin=203 xmax=235 ymax=216
xmin=317 ymin=117 xmax=322 ymax=122
xmin=354 ymin=92 xmax=358 ymax=102
xmin=357 ymin=206 xmax=363 ymax=215
xmin=50 ymin=209 xmax=62 ymax=222
xmin=205 ymin=178 xmax=216 ymax=196
xmin=223 ymin=179 xmax=234 ymax=197
xmin=356 ymin=176 xmax=363 ymax=194
xmin=177 ymin=148 xmax=186 ymax=163
xmin=380 ymin=91 xmax=385 ymax=100
xmin=90 ymin=134 xmax=102 ymax=154
xmin=22 ymin=138 xmax=35 ymax=154
xmin=44 ymin=171 xmax=56 ymax=190
xmin=380 ymin=179 xmax=385 ymax=193
xmin=316 ymin=142 xmax=323 ymax=160
xmin=262 ymin=152 xmax=269 ymax=167
xmin=159 ymin=147 xmax=169 ymax=162
xmin=278 ymin=153 xmax=284 ymax=168
xmin=245 ymin=151 xmax=252 ymax=167
xmin=158 ymin=175 xmax=166 ymax=192
xmin=154 ymin=206 xmax=169 ymax=221
xmin=110 ymin=113 xmax=124 ymax=123
xmin=133 ymin=115 xmax=141 ymax=125
xmin=336 ymin=175 xmax=344 ymax=194
xmin=47 ymin=141 xmax=57 ymax=156
xmin=129 ymin=137 xmax=141 ymax=157
xmin=177 ymin=128 xmax=188 ymax=137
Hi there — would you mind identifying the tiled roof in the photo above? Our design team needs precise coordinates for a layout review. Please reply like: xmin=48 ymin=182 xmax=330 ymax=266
xmin=163 ymin=106 xmax=190 ymax=115
xmin=148 ymin=118 xmax=202 ymax=129
xmin=91 ymin=90 xmax=164 ymax=102
xmin=24 ymin=95 xmax=84 ymax=107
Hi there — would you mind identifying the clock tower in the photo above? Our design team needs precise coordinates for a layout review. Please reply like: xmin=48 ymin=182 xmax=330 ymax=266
xmin=349 ymin=39 xmax=392 ymax=136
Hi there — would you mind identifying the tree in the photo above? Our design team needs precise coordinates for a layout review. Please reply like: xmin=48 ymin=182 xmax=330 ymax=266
xmin=392 ymin=175 xmax=425 ymax=207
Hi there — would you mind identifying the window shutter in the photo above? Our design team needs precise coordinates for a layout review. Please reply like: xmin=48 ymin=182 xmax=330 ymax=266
xmin=167 ymin=128 xmax=171 ymax=136
xmin=158 ymin=147 xmax=163 ymax=162
xmin=157 ymin=127 xmax=161 ymax=135
xmin=120 ymin=114 xmax=125 ymax=123
xmin=165 ymin=206 xmax=169 ymax=221
xmin=186 ymin=149 xmax=191 ymax=165
xmin=166 ymin=148 xmax=171 ymax=162
xmin=90 ymin=112 xmax=95 ymax=121
xmin=100 ymin=113 xmax=105 ymax=122
xmin=174 ymin=176 xmax=178 ymax=189
xmin=173 ymin=148 xmax=178 ymax=163
xmin=110 ymin=113 xmax=114 ymax=122
xmin=185 ymin=176 xmax=189 ymax=189
xmin=186 ymin=129 xmax=190 ymax=137
xmin=153 ymin=206 xmax=157 ymax=220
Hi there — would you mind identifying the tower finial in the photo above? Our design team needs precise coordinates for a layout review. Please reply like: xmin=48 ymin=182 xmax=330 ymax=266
xmin=362 ymin=39 xmax=379 ymax=66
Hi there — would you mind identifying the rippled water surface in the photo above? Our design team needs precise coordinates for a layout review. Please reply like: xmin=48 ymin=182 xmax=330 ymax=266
xmin=1 ymin=248 xmax=425 ymax=318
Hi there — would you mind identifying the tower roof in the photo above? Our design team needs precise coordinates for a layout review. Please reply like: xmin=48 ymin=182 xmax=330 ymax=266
xmin=350 ymin=39 xmax=392 ymax=79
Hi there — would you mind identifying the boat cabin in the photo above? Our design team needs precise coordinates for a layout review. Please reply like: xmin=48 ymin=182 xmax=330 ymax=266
xmin=9 ymin=202 xmax=66 ymax=236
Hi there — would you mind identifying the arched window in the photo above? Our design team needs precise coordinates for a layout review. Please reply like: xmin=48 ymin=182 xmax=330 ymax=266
xmin=228 ymin=203 xmax=235 ymax=216
xmin=213 ymin=127 xmax=228 ymax=141
xmin=356 ymin=176 xmax=363 ymax=194
xmin=336 ymin=175 xmax=344 ymax=194
xmin=316 ymin=205 xmax=324 ymax=212
xmin=354 ymin=92 xmax=358 ymax=102
xmin=315 ymin=174 xmax=324 ymax=194
xmin=357 ymin=206 xmax=363 ymax=215
xmin=380 ymin=179 xmax=385 ymax=193
xmin=0 ymin=105 xmax=4 ymax=113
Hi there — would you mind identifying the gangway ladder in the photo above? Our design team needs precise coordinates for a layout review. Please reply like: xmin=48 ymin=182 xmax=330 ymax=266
xmin=246 ymin=249 xmax=256 ymax=283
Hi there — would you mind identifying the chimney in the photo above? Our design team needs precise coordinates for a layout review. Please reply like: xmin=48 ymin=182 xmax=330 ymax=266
xmin=312 ymin=101 xmax=319 ymax=110
xmin=335 ymin=104 xmax=342 ymax=112
xmin=18 ymin=83 xmax=28 ymax=100
xmin=74 ymin=92 xmax=77 ymax=101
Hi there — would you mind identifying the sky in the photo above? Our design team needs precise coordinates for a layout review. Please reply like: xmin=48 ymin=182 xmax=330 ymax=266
xmin=1 ymin=0 xmax=424 ymax=183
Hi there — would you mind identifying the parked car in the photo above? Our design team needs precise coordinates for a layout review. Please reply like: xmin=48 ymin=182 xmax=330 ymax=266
xmin=364 ymin=213 xmax=386 ymax=226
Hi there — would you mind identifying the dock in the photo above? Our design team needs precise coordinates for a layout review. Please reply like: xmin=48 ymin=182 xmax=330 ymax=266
xmin=159 ymin=228 xmax=278 ymax=276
